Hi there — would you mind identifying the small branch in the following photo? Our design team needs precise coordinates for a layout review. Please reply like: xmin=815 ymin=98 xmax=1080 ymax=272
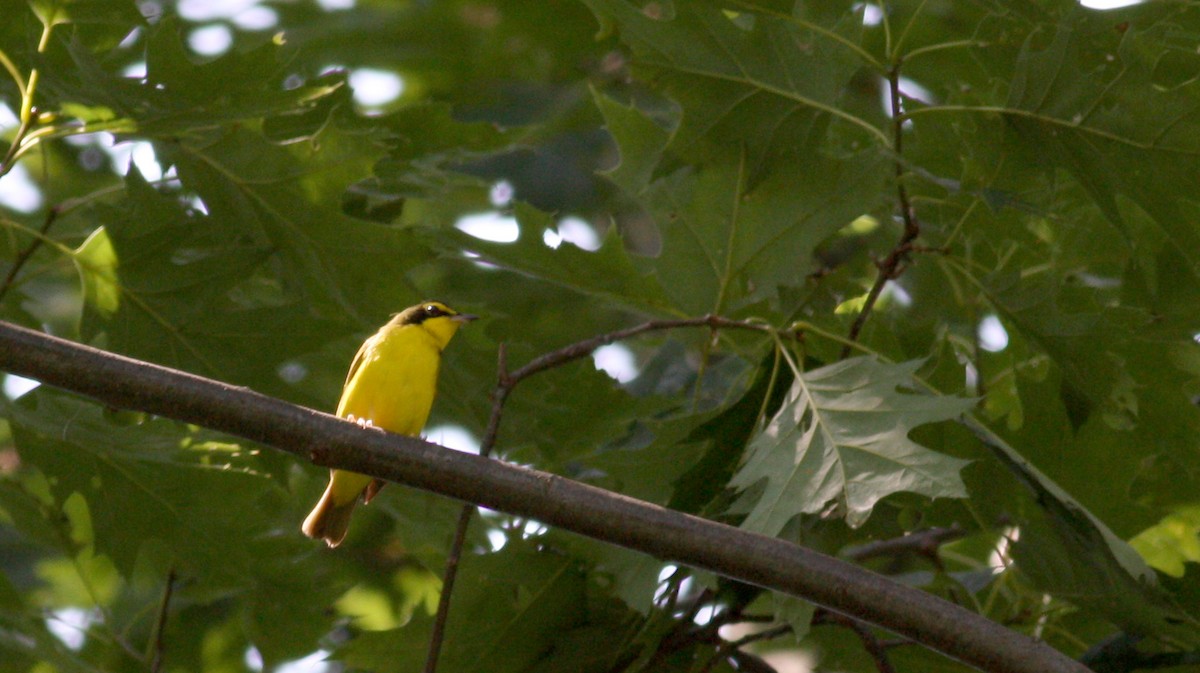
xmin=0 ymin=206 xmax=60 ymax=302
xmin=843 ymin=525 xmax=966 ymax=571
xmin=711 ymin=612 xmax=776 ymax=628
xmin=147 ymin=568 xmax=177 ymax=673
xmin=698 ymin=624 xmax=793 ymax=673
xmin=479 ymin=342 xmax=512 ymax=458
xmin=842 ymin=63 xmax=922 ymax=358
xmin=815 ymin=609 xmax=898 ymax=673
xmin=0 ymin=319 xmax=1093 ymax=673
xmin=0 ymin=47 xmax=27 ymax=94
xmin=422 ymin=504 xmax=474 ymax=673
xmin=508 ymin=314 xmax=767 ymax=385
xmin=424 ymin=344 xmax=510 ymax=673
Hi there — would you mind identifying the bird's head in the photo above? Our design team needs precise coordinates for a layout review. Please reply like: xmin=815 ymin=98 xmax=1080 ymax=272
xmin=392 ymin=301 xmax=477 ymax=349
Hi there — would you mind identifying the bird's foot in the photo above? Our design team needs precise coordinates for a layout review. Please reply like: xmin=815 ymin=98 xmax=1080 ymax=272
xmin=345 ymin=415 xmax=385 ymax=432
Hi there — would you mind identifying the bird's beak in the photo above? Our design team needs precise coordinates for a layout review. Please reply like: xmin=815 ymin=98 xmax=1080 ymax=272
xmin=452 ymin=313 xmax=479 ymax=323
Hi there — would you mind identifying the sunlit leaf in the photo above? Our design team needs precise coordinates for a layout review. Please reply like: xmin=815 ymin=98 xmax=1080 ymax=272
xmin=732 ymin=357 xmax=972 ymax=534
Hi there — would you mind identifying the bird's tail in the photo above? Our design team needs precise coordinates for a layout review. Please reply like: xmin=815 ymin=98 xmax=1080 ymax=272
xmin=301 ymin=481 xmax=358 ymax=548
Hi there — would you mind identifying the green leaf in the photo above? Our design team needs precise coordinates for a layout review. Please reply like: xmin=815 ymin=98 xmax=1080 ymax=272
xmin=669 ymin=348 xmax=792 ymax=515
xmin=28 ymin=0 xmax=142 ymax=28
xmin=76 ymin=168 xmax=348 ymax=388
xmin=337 ymin=541 xmax=587 ymax=673
xmin=73 ymin=226 xmax=119 ymax=317
xmin=583 ymin=0 xmax=885 ymax=160
xmin=6 ymin=388 xmax=286 ymax=583
xmin=433 ymin=201 xmax=674 ymax=314
xmin=645 ymin=147 xmax=889 ymax=315
xmin=731 ymin=357 xmax=972 ymax=534
xmin=1006 ymin=9 xmax=1200 ymax=276
xmin=366 ymin=102 xmax=524 ymax=203
xmin=772 ymin=592 xmax=814 ymax=642
xmin=965 ymin=416 xmax=1200 ymax=644
xmin=40 ymin=20 xmax=345 ymax=140
xmin=1130 ymin=505 xmax=1200 ymax=579
xmin=591 ymin=88 xmax=673 ymax=195
xmin=1012 ymin=496 xmax=1200 ymax=646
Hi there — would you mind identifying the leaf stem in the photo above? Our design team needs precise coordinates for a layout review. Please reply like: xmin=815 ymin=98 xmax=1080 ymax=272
xmin=0 ymin=47 xmax=27 ymax=95
xmin=902 ymin=40 xmax=990 ymax=62
xmin=891 ymin=0 xmax=931 ymax=60
xmin=0 ymin=21 xmax=53 ymax=177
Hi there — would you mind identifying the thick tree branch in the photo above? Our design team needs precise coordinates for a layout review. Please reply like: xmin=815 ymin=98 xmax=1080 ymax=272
xmin=0 ymin=320 xmax=1089 ymax=673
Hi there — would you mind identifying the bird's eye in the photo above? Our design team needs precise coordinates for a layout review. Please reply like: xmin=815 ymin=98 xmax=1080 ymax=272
xmin=424 ymin=304 xmax=442 ymax=316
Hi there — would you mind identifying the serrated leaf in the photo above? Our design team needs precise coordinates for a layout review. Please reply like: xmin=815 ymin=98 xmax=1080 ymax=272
xmin=76 ymin=169 xmax=349 ymax=388
xmin=1007 ymin=10 xmax=1200 ymax=275
xmin=645 ymin=148 xmax=888 ymax=315
xmin=161 ymin=124 xmax=425 ymax=320
xmin=583 ymin=0 xmax=883 ymax=162
xmin=591 ymin=88 xmax=673 ymax=195
xmin=5 ymin=388 xmax=279 ymax=582
xmin=44 ymin=20 xmax=345 ymax=139
xmin=732 ymin=357 xmax=972 ymax=534
xmin=432 ymin=201 xmax=674 ymax=314
xmin=1012 ymin=494 xmax=1200 ymax=646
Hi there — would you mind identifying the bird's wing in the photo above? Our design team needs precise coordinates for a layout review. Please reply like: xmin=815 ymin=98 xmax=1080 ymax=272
xmin=342 ymin=335 xmax=374 ymax=391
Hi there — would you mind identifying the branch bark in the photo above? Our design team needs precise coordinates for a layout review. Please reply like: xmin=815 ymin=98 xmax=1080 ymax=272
xmin=0 ymin=320 xmax=1090 ymax=673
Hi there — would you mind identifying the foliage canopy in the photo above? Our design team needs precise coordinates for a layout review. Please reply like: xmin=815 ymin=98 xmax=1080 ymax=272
xmin=2 ymin=1 xmax=1200 ymax=672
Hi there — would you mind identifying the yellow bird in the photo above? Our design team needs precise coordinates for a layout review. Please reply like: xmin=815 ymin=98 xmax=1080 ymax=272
xmin=302 ymin=301 xmax=476 ymax=547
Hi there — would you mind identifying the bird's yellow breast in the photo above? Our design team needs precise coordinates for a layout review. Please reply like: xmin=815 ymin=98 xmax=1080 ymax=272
xmin=335 ymin=323 xmax=442 ymax=436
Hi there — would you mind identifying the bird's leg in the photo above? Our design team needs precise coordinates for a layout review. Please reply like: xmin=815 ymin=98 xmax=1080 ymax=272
xmin=345 ymin=415 xmax=388 ymax=503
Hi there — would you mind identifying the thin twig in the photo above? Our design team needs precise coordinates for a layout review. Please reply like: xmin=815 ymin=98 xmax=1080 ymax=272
xmin=508 ymin=315 xmax=767 ymax=385
xmin=147 ymin=568 xmax=177 ymax=673
xmin=842 ymin=63 xmax=922 ymax=357
xmin=0 ymin=206 xmax=59 ymax=302
xmin=421 ymin=503 xmax=474 ymax=673
xmin=815 ymin=609 xmax=898 ymax=673
xmin=697 ymin=623 xmax=793 ymax=673
xmin=423 ymin=344 xmax=510 ymax=673
xmin=842 ymin=525 xmax=966 ymax=571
